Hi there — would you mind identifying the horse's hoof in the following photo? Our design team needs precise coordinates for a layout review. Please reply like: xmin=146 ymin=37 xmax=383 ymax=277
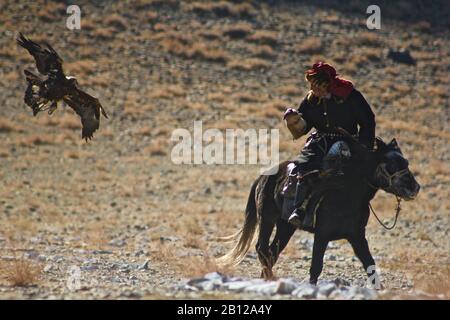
xmin=261 ymin=269 xmax=275 ymax=280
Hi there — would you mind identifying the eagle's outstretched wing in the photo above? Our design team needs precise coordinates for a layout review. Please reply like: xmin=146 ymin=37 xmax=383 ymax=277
xmin=16 ymin=32 xmax=65 ymax=79
xmin=63 ymin=87 xmax=108 ymax=141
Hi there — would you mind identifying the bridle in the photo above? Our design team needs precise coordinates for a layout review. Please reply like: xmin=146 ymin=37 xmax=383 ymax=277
xmin=368 ymin=163 xmax=410 ymax=230
xmin=375 ymin=163 xmax=410 ymax=189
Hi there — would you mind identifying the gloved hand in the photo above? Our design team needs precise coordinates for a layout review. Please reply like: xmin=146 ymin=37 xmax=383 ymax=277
xmin=283 ymin=108 xmax=299 ymax=120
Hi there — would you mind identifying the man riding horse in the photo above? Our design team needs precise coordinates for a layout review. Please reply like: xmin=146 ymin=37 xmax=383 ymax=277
xmin=283 ymin=62 xmax=376 ymax=230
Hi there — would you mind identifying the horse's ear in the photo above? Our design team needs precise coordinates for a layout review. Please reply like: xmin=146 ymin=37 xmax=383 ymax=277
xmin=388 ymin=138 xmax=402 ymax=153
xmin=375 ymin=137 xmax=386 ymax=151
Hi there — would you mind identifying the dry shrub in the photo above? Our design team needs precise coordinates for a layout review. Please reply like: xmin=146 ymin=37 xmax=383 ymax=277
xmin=227 ymin=58 xmax=271 ymax=71
xmin=1 ymin=258 xmax=42 ymax=287
xmin=20 ymin=134 xmax=56 ymax=147
xmin=294 ymin=37 xmax=323 ymax=54
xmin=152 ymin=241 xmax=233 ymax=278
xmin=136 ymin=126 xmax=153 ymax=137
xmin=92 ymin=27 xmax=116 ymax=40
xmin=233 ymin=92 xmax=262 ymax=103
xmin=37 ymin=2 xmax=65 ymax=22
xmin=145 ymin=138 xmax=168 ymax=156
xmin=247 ymin=30 xmax=278 ymax=46
xmin=182 ymin=253 xmax=233 ymax=278
xmin=159 ymin=37 xmax=228 ymax=63
xmin=140 ymin=0 xmax=179 ymax=9
xmin=208 ymin=92 xmax=227 ymax=103
xmin=150 ymin=85 xmax=186 ymax=99
xmin=105 ymin=14 xmax=128 ymax=31
xmin=0 ymin=148 xmax=9 ymax=158
xmin=249 ymin=45 xmax=275 ymax=59
xmin=189 ymin=1 xmax=255 ymax=18
xmin=0 ymin=118 xmax=24 ymax=133
xmin=199 ymin=29 xmax=223 ymax=40
xmin=414 ymin=275 xmax=450 ymax=299
xmin=223 ymin=23 xmax=253 ymax=39
xmin=65 ymin=59 xmax=97 ymax=75
xmin=277 ymin=84 xmax=303 ymax=97
xmin=58 ymin=113 xmax=81 ymax=130
xmin=426 ymin=86 xmax=447 ymax=99
xmin=356 ymin=32 xmax=383 ymax=47
xmin=0 ymin=47 xmax=17 ymax=58
xmin=183 ymin=234 xmax=205 ymax=249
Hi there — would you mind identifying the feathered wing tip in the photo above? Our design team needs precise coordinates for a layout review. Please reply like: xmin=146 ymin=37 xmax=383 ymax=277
xmin=16 ymin=32 xmax=27 ymax=47
xmin=100 ymin=105 xmax=108 ymax=119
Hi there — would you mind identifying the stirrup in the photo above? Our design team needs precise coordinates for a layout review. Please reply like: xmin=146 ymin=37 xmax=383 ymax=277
xmin=288 ymin=208 xmax=305 ymax=228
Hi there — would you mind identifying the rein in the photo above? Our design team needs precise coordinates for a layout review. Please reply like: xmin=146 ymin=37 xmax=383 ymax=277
xmin=368 ymin=196 xmax=402 ymax=230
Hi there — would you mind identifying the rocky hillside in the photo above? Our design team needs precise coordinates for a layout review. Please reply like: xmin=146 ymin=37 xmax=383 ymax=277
xmin=0 ymin=0 xmax=448 ymax=299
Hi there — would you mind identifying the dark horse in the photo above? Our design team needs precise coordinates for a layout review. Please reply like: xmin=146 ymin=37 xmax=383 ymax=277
xmin=218 ymin=137 xmax=420 ymax=286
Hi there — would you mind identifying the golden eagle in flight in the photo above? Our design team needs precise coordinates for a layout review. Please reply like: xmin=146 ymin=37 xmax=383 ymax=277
xmin=16 ymin=32 xmax=108 ymax=141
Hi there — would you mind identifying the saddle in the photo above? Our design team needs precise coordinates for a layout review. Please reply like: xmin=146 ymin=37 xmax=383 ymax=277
xmin=281 ymin=140 xmax=352 ymax=229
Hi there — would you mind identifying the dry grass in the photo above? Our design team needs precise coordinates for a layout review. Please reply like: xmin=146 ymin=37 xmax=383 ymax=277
xmin=223 ymin=23 xmax=253 ymax=39
xmin=248 ymin=45 xmax=276 ymax=59
xmin=65 ymin=59 xmax=97 ymax=75
xmin=92 ymin=27 xmax=117 ymax=40
xmin=0 ymin=118 xmax=24 ymax=133
xmin=1 ymin=258 xmax=42 ymax=287
xmin=105 ymin=14 xmax=128 ymax=31
xmin=152 ymin=241 xmax=233 ymax=278
xmin=159 ymin=37 xmax=229 ymax=63
xmin=356 ymin=32 xmax=383 ymax=47
xmin=188 ymin=1 xmax=255 ymax=18
xmin=247 ymin=30 xmax=278 ymax=46
xmin=19 ymin=134 xmax=56 ymax=147
xmin=150 ymin=85 xmax=186 ymax=99
xmin=227 ymin=58 xmax=271 ymax=71
xmin=294 ymin=37 xmax=323 ymax=54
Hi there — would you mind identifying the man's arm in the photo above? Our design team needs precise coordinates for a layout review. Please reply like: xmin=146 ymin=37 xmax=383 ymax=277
xmin=351 ymin=90 xmax=376 ymax=149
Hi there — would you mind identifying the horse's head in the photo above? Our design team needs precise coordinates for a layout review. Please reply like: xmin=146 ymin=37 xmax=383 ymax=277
xmin=373 ymin=138 xmax=420 ymax=201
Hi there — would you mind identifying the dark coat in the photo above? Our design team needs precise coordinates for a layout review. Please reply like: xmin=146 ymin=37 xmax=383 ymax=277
xmin=297 ymin=88 xmax=376 ymax=149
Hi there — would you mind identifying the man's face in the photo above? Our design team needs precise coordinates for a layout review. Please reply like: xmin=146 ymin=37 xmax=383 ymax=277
xmin=310 ymin=80 xmax=329 ymax=98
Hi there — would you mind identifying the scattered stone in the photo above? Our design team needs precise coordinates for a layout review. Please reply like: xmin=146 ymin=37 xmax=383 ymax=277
xmin=292 ymin=283 xmax=318 ymax=299
xmin=159 ymin=236 xmax=179 ymax=242
xmin=275 ymin=278 xmax=300 ymax=294
xmin=92 ymin=250 xmax=113 ymax=255
xmin=43 ymin=264 xmax=54 ymax=273
xmin=138 ymin=260 xmax=150 ymax=270
xmin=317 ymin=282 xmax=337 ymax=298
xmin=180 ymin=274 xmax=378 ymax=300
xmin=108 ymin=239 xmax=127 ymax=247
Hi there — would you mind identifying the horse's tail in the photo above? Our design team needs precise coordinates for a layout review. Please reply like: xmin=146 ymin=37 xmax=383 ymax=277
xmin=216 ymin=178 xmax=259 ymax=267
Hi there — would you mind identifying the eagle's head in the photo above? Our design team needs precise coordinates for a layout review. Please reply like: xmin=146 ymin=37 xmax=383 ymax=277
xmin=66 ymin=76 xmax=78 ymax=86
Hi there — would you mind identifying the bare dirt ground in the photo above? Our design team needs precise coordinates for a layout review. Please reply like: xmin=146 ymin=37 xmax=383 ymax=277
xmin=0 ymin=0 xmax=448 ymax=299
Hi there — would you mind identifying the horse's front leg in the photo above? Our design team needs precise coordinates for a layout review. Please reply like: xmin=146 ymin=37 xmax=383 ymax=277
xmin=348 ymin=234 xmax=381 ymax=289
xmin=309 ymin=234 xmax=329 ymax=285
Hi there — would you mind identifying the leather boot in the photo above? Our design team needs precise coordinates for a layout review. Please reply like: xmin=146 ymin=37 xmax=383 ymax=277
xmin=288 ymin=179 xmax=312 ymax=228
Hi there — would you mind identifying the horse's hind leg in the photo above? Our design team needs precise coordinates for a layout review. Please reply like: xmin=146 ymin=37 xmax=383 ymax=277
xmin=269 ymin=219 xmax=296 ymax=267
xmin=256 ymin=217 xmax=275 ymax=280
xmin=309 ymin=235 xmax=329 ymax=285
xmin=348 ymin=234 xmax=380 ymax=288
